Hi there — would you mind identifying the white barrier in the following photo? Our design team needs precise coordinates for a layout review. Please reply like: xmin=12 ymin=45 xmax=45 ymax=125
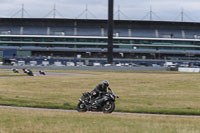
xmin=18 ymin=61 xmax=25 ymax=66
xmin=30 ymin=61 xmax=37 ymax=66
xmin=178 ymin=67 xmax=200 ymax=73
xmin=42 ymin=61 xmax=49 ymax=66
xmin=54 ymin=61 xmax=64 ymax=66
xmin=66 ymin=62 xmax=75 ymax=66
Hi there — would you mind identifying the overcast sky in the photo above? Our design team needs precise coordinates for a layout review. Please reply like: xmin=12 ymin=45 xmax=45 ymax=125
xmin=0 ymin=0 xmax=199 ymax=22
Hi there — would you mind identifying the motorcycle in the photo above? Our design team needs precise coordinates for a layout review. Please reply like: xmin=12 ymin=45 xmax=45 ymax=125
xmin=12 ymin=68 xmax=19 ymax=73
xmin=23 ymin=68 xmax=34 ymax=76
xmin=39 ymin=70 xmax=46 ymax=75
xmin=77 ymin=88 xmax=119 ymax=113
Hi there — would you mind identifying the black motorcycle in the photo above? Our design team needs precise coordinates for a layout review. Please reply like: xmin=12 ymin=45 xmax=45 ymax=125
xmin=39 ymin=70 xmax=46 ymax=75
xmin=77 ymin=88 xmax=119 ymax=113
xmin=23 ymin=68 xmax=34 ymax=76
xmin=12 ymin=68 xmax=19 ymax=73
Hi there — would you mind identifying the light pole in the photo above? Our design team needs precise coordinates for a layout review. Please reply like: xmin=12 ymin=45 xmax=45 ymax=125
xmin=107 ymin=0 xmax=114 ymax=64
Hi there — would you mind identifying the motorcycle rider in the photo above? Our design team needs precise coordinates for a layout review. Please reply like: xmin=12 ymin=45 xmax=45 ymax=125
xmin=90 ymin=80 xmax=111 ymax=107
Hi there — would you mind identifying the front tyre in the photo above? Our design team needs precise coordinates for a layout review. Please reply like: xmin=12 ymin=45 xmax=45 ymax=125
xmin=103 ymin=101 xmax=115 ymax=113
xmin=77 ymin=102 xmax=87 ymax=112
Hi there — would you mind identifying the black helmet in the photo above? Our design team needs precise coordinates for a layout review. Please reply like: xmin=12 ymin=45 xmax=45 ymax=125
xmin=102 ymin=80 xmax=109 ymax=87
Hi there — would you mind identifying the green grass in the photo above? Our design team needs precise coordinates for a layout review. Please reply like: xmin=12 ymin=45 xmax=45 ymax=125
xmin=1 ymin=70 xmax=200 ymax=115
xmin=1 ymin=108 xmax=200 ymax=133
xmin=0 ymin=72 xmax=26 ymax=77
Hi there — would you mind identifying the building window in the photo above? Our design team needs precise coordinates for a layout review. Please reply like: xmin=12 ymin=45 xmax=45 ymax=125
xmin=0 ymin=30 xmax=11 ymax=35
xmin=194 ymin=34 xmax=200 ymax=39
xmin=54 ymin=31 xmax=65 ymax=36
xmin=114 ymin=32 xmax=120 ymax=37
xmin=162 ymin=34 xmax=173 ymax=38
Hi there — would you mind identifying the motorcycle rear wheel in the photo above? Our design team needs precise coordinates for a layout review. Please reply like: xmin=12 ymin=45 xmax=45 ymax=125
xmin=103 ymin=101 xmax=115 ymax=113
xmin=77 ymin=102 xmax=87 ymax=112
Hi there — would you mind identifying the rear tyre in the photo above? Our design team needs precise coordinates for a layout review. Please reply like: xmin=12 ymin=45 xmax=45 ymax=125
xmin=77 ymin=102 xmax=87 ymax=112
xmin=103 ymin=101 xmax=115 ymax=113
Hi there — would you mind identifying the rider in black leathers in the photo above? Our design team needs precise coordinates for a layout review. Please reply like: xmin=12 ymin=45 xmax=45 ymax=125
xmin=90 ymin=80 xmax=110 ymax=107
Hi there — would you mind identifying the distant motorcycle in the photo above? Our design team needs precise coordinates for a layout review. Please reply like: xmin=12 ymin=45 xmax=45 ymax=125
xmin=22 ymin=68 xmax=34 ymax=76
xmin=77 ymin=88 xmax=119 ymax=113
xmin=27 ymin=70 xmax=34 ymax=76
xmin=12 ymin=68 xmax=19 ymax=73
xmin=39 ymin=70 xmax=46 ymax=75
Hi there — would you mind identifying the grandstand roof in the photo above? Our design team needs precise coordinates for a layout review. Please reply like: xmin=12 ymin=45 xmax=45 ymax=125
xmin=0 ymin=18 xmax=200 ymax=29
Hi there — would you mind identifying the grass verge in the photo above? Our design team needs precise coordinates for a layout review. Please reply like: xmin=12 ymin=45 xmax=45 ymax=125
xmin=1 ymin=70 xmax=200 ymax=115
xmin=1 ymin=108 xmax=200 ymax=133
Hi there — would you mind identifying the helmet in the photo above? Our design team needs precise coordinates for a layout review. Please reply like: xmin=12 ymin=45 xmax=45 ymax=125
xmin=102 ymin=80 xmax=109 ymax=87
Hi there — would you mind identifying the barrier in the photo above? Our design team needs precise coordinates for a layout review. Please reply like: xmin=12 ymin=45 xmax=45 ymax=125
xmin=178 ymin=67 xmax=200 ymax=73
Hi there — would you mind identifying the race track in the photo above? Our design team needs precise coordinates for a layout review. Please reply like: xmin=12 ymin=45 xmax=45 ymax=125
xmin=0 ymin=70 xmax=92 ymax=77
xmin=0 ymin=105 xmax=200 ymax=118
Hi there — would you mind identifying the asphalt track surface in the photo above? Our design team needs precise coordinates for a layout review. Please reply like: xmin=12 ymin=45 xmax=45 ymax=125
xmin=0 ymin=65 xmax=167 ymax=71
xmin=0 ymin=105 xmax=200 ymax=118
xmin=0 ymin=70 xmax=92 ymax=77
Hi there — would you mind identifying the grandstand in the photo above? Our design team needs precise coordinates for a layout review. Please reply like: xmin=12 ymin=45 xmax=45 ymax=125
xmin=1 ymin=18 xmax=200 ymax=65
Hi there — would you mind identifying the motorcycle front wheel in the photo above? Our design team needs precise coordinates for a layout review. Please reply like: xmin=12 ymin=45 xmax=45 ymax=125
xmin=103 ymin=101 xmax=115 ymax=113
xmin=77 ymin=101 xmax=87 ymax=112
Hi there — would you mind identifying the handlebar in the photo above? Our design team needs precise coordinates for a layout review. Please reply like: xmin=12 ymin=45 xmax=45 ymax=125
xmin=108 ymin=88 xmax=119 ymax=98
